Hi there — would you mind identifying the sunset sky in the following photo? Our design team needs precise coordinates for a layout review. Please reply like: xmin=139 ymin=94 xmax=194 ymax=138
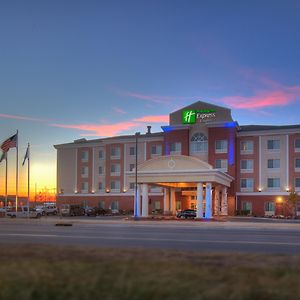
xmin=1 ymin=0 xmax=300 ymax=196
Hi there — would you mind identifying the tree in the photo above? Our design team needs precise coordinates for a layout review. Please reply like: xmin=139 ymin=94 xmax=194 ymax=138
xmin=287 ymin=191 xmax=298 ymax=218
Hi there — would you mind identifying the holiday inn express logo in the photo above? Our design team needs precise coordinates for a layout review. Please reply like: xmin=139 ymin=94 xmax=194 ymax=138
xmin=182 ymin=109 xmax=216 ymax=124
xmin=182 ymin=110 xmax=196 ymax=124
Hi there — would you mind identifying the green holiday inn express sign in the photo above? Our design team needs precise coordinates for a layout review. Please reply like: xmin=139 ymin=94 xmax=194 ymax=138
xmin=182 ymin=109 xmax=216 ymax=124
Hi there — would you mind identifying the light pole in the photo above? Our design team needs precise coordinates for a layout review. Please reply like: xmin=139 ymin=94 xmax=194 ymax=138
xmin=134 ymin=132 xmax=140 ymax=218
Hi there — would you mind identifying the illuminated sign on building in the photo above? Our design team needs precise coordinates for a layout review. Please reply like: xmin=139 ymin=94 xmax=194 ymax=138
xmin=182 ymin=109 xmax=216 ymax=124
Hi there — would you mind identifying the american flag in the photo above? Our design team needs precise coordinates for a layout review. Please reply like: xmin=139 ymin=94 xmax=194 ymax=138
xmin=1 ymin=133 xmax=18 ymax=152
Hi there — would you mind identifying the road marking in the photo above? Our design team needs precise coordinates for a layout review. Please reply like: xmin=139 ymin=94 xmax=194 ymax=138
xmin=0 ymin=233 xmax=300 ymax=247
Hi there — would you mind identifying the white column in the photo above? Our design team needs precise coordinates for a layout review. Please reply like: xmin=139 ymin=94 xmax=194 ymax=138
xmin=163 ymin=188 xmax=170 ymax=214
xmin=205 ymin=183 xmax=212 ymax=219
xmin=221 ymin=186 xmax=228 ymax=216
xmin=196 ymin=183 xmax=203 ymax=218
xmin=134 ymin=184 xmax=141 ymax=217
xmin=214 ymin=186 xmax=220 ymax=216
xmin=170 ymin=188 xmax=176 ymax=214
xmin=141 ymin=184 xmax=149 ymax=217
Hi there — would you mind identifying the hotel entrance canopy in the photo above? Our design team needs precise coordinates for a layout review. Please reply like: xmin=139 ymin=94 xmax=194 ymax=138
xmin=131 ymin=155 xmax=234 ymax=187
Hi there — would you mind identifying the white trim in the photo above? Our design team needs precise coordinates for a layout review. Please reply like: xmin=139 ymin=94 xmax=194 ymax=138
xmin=123 ymin=145 xmax=126 ymax=189
xmin=54 ymin=136 xmax=164 ymax=149
xmin=75 ymin=149 xmax=78 ymax=191
xmin=259 ymin=136 xmax=261 ymax=189
xmin=237 ymin=128 xmax=300 ymax=137
xmin=135 ymin=169 xmax=234 ymax=179
xmin=58 ymin=192 xmax=164 ymax=197
xmin=236 ymin=192 xmax=292 ymax=196
xmin=92 ymin=148 xmax=95 ymax=192
xmin=286 ymin=134 xmax=289 ymax=189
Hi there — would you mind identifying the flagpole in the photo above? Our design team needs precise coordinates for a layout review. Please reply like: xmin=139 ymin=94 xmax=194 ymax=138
xmin=5 ymin=154 xmax=8 ymax=208
xmin=27 ymin=143 xmax=30 ymax=218
xmin=15 ymin=130 xmax=18 ymax=213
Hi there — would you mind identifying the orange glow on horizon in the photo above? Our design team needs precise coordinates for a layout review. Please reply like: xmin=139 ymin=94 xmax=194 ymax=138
xmin=0 ymin=161 xmax=56 ymax=200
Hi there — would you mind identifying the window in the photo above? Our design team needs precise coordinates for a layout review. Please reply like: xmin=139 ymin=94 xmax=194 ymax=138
xmin=240 ymin=140 xmax=253 ymax=154
xmin=267 ymin=178 xmax=280 ymax=188
xmin=215 ymin=140 xmax=228 ymax=153
xmin=170 ymin=142 xmax=181 ymax=154
xmin=151 ymin=145 xmax=162 ymax=155
xmin=154 ymin=201 xmax=161 ymax=210
xmin=81 ymin=150 xmax=89 ymax=161
xmin=215 ymin=159 xmax=228 ymax=171
xmin=81 ymin=182 xmax=88 ymax=192
xmin=129 ymin=147 xmax=135 ymax=156
xmin=129 ymin=164 xmax=135 ymax=171
xmin=241 ymin=160 xmax=253 ymax=172
xmin=268 ymin=159 xmax=280 ymax=169
xmin=242 ymin=202 xmax=252 ymax=212
xmin=81 ymin=166 xmax=88 ymax=177
xmin=265 ymin=202 xmax=275 ymax=212
xmin=99 ymin=150 xmax=104 ymax=159
xmin=110 ymin=180 xmax=120 ymax=191
xmin=190 ymin=132 xmax=208 ymax=153
xmin=111 ymin=147 xmax=120 ymax=158
xmin=295 ymin=139 xmax=300 ymax=151
xmin=98 ymin=182 xmax=104 ymax=191
xmin=295 ymin=178 xmax=300 ymax=189
xmin=111 ymin=164 xmax=120 ymax=175
xmin=267 ymin=140 xmax=280 ymax=151
xmin=111 ymin=200 xmax=119 ymax=210
xmin=129 ymin=182 xmax=135 ymax=190
xmin=98 ymin=201 xmax=105 ymax=209
xmin=240 ymin=178 xmax=253 ymax=190
xmin=98 ymin=166 xmax=103 ymax=175
xmin=295 ymin=158 xmax=300 ymax=169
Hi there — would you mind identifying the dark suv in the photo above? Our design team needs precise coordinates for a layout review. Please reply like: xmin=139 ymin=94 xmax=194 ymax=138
xmin=176 ymin=209 xmax=196 ymax=219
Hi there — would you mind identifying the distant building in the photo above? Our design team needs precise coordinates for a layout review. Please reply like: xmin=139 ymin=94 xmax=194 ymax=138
xmin=54 ymin=101 xmax=300 ymax=217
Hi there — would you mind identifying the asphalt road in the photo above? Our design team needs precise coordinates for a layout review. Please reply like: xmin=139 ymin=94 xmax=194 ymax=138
xmin=0 ymin=218 xmax=300 ymax=254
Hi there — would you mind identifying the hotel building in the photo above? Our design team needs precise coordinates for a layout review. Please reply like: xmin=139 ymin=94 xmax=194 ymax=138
xmin=54 ymin=101 xmax=300 ymax=217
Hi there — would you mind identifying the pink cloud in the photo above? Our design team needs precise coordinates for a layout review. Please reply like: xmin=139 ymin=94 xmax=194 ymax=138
xmin=133 ymin=115 xmax=169 ymax=123
xmin=50 ymin=121 xmax=139 ymax=137
xmin=220 ymin=85 xmax=300 ymax=110
xmin=50 ymin=114 xmax=171 ymax=137
xmin=119 ymin=91 xmax=174 ymax=105
xmin=0 ymin=113 xmax=47 ymax=122
xmin=116 ymin=89 xmax=199 ymax=106
xmin=112 ymin=107 xmax=127 ymax=114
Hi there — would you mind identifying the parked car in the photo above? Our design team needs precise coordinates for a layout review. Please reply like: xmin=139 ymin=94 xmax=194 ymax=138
xmin=176 ymin=209 xmax=196 ymax=219
xmin=85 ymin=207 xmax=108 ymax=216
xmin=43 ymin=204 xmax=58 ymax=215
xmin=36 ymin=205 xmax=46 ymax=216
xmin=6 ymin=206 xmax=42 ymax=218
xmin=60 ymin=204 xmax=85 ymax=216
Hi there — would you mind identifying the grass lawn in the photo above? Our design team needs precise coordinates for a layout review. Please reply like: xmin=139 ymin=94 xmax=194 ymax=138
xmin=0 ymin=244 xmax=299 ymax=300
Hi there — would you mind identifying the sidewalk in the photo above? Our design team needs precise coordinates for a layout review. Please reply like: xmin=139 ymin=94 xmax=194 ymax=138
xmin=0 ymin=215 xmax=300 ymax=230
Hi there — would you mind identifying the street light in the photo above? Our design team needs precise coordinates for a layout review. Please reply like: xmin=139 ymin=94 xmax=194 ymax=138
xmin=134 ymin=132 xmax=140 ymax=218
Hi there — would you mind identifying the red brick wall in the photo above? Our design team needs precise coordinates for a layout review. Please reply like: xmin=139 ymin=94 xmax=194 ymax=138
xmin=237 ymin=195 xmax=294 ymax=217
xmin=208 ymin=127 xmax=237 ymax=196
xmin=163 ymin=129 xmax=189 ymax=156
xmin=146 ymin=141 xmax=163 ymax=160
xmin=57 ymin=195 xmax=163 ymax=213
